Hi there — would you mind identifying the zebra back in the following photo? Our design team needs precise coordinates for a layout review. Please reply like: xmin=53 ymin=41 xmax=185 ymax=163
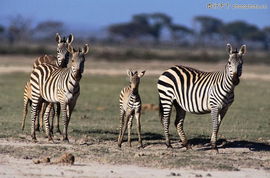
xmin=157 ymin=65 xmax=233 ymax=114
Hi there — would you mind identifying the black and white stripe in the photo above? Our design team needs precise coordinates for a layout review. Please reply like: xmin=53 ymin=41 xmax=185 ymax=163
xmin=32 ymin=33 xmax=73 ymax=69
xmin=157 ymin=44 xmax=246 ymax=150
xmin=29 ymin=44 xmax=89 ymax=142
xmin=22 ymin=33 xmax=74 ymax=133
xmin=118 ymin=70 xmax=145 ymax=148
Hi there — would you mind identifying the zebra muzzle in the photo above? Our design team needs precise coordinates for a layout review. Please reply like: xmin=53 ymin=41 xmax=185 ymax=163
xmin=232 ymin=73 xmax=240 ymax=85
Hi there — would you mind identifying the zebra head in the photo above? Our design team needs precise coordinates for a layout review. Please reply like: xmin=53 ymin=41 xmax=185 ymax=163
xmin=127 ymin=70 xmax=146 ymax=91
xmin=67 ymin=44 xmax=89 ymax=80
xmin=55 ymin=33 xmax=74 ymax=67
xmin=226 ymin=44 xmax=247 ymax=85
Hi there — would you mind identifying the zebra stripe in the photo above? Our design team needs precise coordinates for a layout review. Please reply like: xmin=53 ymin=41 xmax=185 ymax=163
xmin=118 ymin=70 xmax=145 ymax=148
xmin=22 ymin=33 xmax=74 ymax=133
xmin=29 ymin=44 xmax=89 ymax=142
xmin=157 ymin=44 xmax=246 ymax=151
xmin=32 ymin=33 xmax=73 ymax=69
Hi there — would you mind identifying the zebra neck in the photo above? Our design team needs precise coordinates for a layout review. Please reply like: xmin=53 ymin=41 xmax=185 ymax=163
xmin=67 ymin=69 xmax=80 ymax=92
xmin=129 ymin=85 xmax=139 ymax=95
xmin=56 ymin=51 xmax=69 ymax=67
xmin=222 ymin=68 xmax=235 ymax=93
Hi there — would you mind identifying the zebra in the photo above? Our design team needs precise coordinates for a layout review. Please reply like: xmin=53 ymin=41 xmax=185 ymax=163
xmin=21 ymin=33 xmax=74 ymax=133
xmin=33 ymin=33 xmax=74 ymax=68
xmin=118 ymin=70 xmax=145 ymax=148
xmin=157 ymin=44 xmax=246 ymax=151
xmin=30 ymin=44 xmax=89 ymax=142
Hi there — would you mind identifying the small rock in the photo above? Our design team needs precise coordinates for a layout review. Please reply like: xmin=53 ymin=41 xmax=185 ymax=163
xmin=195 ymin=174 xmax=202 ymax=177
xmin=206 ymin=173 xmax=211 ymax=177
xmin=23 ymin=156 xmax=31 ymax=160
xmin=170 ymin=172 xmax=176 ymax=176
xmin=134 ymin=152 xmax=145 ymax=158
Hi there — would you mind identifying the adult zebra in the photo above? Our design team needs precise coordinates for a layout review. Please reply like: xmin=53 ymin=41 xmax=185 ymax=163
xmin=157 ymin=44 xmax=246 ymax=151
xmin=30 ymin=44 xmax=89 ymax=142
xmin=21 ymin=33 xmax=74 ymax=133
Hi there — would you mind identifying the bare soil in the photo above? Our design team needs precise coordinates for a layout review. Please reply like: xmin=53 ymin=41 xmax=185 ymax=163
xmin=0 ymin=137 xmax=269 ymax=178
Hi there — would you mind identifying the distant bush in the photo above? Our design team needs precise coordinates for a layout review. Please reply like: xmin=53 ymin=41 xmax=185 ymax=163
xmin=0 ymin=45 xmax=53 ymax=55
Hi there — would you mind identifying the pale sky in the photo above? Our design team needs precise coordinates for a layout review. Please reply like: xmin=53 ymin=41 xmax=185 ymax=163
xmin=0 ymin=0 xmax=269 ymax=31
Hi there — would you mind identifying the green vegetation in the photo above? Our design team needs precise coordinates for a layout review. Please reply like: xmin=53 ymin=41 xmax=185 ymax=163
xmin=1 ymin=73 xmax=269 ymax=141
xmin=0 ymin=73 xmax=269 ymax=170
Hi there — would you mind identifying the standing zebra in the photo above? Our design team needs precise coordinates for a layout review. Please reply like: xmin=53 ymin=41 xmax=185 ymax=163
xmin=157 ymin=44 xmax=246 ymax=151
xmin=21 ymin=33 xmax=74 ymax=133
xmin=118 ymin=70 xmax=145 ymax=148
xmin=30 ymin=44 xmax=89 ymax=142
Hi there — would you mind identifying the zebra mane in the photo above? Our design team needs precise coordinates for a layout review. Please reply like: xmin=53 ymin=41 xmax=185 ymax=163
xmin=61 ymin=37 xmax=66 ymax=43
xmin=232 ymin=48 xmax=238 ymax=54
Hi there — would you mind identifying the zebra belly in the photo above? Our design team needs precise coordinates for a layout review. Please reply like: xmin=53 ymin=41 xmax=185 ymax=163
xmin=176 ymin=100 xmax=211 ymax=114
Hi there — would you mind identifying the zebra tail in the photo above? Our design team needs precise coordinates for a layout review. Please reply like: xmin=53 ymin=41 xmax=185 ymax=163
xmin=158 ymin=96 xmax=164 ymax=123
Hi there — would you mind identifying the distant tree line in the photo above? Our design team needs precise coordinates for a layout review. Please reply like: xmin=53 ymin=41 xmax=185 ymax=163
xmin=0 ymin=15 xmax=65 ymax=45
xmin=108 ymin=13 xmax=270 ymax=49
xmin=0 ymin=13 xmax=269 ymax=50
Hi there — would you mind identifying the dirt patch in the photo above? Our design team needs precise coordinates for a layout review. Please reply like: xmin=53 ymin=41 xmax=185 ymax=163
xmin=1 ymin=153 xmax=269 ymax=178
xmin=0 ymin=137 xmax=269 ymax=177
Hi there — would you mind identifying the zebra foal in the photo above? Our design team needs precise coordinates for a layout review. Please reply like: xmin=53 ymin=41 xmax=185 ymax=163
xmin=30 ymin=44 xmax=89 ymax=142
xmin=157 ymin=44 xmax=246 ymax=151
xmin=118 ymin=70 xmax=145 ymax=148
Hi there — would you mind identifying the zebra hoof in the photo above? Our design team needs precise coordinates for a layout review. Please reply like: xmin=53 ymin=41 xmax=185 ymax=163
xmin=117 ymin=143 xmax=122 ymax=148
xmin=48 ymin=138 xmax=54 ymax=143
xmin=63 ymin=138 xmax=69 ymax=143
xmin=184 ymin=144 xmax=192 ymax=150
xmin=166 ymin=144 xmax=173 ymax=149
xmin=137 ymin=145 xmax=144 ymax=149
xmin=56 ymin=130 xmax=62 ymax=135
xmin=31 ymin=137 xmax=37 ymax=143
xmin=211 ymin=148 xmax=219 ymax=154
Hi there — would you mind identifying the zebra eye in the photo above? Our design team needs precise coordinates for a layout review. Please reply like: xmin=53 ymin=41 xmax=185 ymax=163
xmin=228 ymin=61 xmax=231 ymax=65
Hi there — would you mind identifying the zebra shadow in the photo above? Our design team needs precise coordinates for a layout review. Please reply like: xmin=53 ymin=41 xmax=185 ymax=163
xmin=189 ymin=138 xmax=270 ymax=152
xmin=72 ymin=128 xmax=119 ymax=141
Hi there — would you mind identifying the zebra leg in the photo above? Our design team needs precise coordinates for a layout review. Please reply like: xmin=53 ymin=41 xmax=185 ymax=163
xmin=173 ymin=101 xmax=189 ymax=149
xmin=135 ymin=110 xmax=143 ymax=148
xmin=30 ymin=99 xmax=42 ymax=141
xmin=118 ymin=109 xmax=125 ymax=147
xmin=38 ymin=102 xmax=46 ymax=132
xmin=118 ymin=112 xmax=130 ymax=148
xmin=127 ymin=114 xmax=134 ymax=147
xmin=55 ymin=103 xmax=61 ymax=134
xmin=160 ymin=99 xmax=173 ymax=148
xmin=49 ymin=104 xmax=55 ymax=135
xmin=210 ymin=108 xmax=220 ymax=151
xmin=43 ymin=102 xmax=53 ymax=141
xmin=61 ymin=103 xmax=69 ymax=142
xmin=21 ymin=97 xmax=30 ymax=131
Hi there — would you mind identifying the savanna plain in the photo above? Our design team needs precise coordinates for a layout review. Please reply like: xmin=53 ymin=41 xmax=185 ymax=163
xmin=0 ymin=51 xmax=269 ymax=177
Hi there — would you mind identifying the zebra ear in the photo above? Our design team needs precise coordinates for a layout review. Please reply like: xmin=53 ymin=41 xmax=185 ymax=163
xmin=67 ymin=34 xmax=74 ymax=44
xmin=82 ymin=44 xmax=89 ymax=55
xmin=226 ymin=43 xmax=233 ymax=54
xmin=56 ymin=33 xmax=61 ymax=43
xmin=127 ymin=69 xmax=133 ymax=77
xmin=138 ymin=70 xmax=145 ymax=78
xmin=67 ymin=44 xmax=74 ymax=54
xmin=239 ymin=45 xmax=247 ymax=55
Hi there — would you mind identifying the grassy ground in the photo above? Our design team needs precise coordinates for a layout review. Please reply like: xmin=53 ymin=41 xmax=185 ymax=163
xmin=0 ymin=72 xmax=269 ymax=170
